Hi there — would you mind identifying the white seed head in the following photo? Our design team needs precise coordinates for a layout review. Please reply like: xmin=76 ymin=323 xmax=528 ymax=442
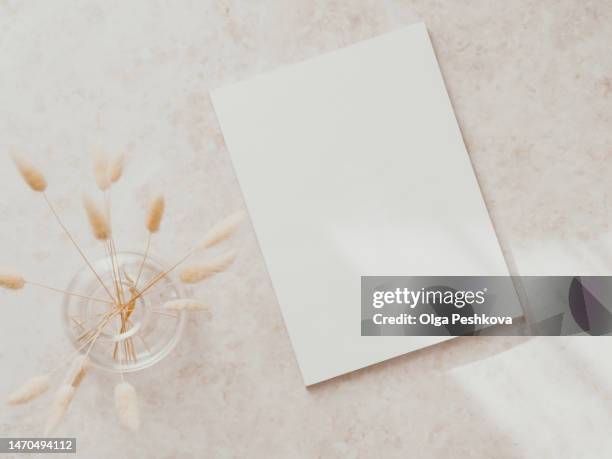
xmin=109 ymin=152 xmax=125 ymax=183
xmin=146 ymin=195 xmax=165 ymax=233
xmin=45 ymin=384 xmax=75 ymax=434
xmin=180 ymin=250 xmax=237 ymax=284
xmin=93 ymin=154 xmax=111 ymax=191
xmin=12 ymin=155 xmax=47 ymax=192
xmin=83 ymin=196 xmax=111 ymax=240
xmin=114 ymin=382 xmax=140 ymax=432
xmin=7 ymin=374 xmax=50 ymax=405
xmin=199 ymin=212 xmax=245 ymax=250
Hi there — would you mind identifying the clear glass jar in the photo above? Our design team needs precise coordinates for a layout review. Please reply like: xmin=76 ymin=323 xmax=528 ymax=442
xmin=62 ymin=252 xmax=186 ymax=372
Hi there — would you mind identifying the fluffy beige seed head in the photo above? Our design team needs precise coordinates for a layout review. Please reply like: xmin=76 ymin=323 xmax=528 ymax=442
xmin=180 ymin=250 xmax=237 ymax=284
xmin=146 ymin=195 xmax=165 ymax=233
xmin=12 ymin=155 xmax=47 ymax=192
xmin=164 ymin=299 xmax=212 ymax=320
xmin=199 ymin=212 xmax=245 ymax=250
xmin=83 ymin=196 xmax=111 ymax=240
xmin=109 ymin=152 xmax=124 ymax=183
xmin=0 ymin=268 xmax=25 ymax=290
xmin=45 ymin=384 xmax=75 ymax=434
xmin=93 ymin=154 xmax=111 ymax=191
xmin=7 ymin=375 xmax=50 ymax=405
xmin=114 ymin=382 xmax=140 ymax=432
xmin=0 ymin=267 xmax=24 ymax=290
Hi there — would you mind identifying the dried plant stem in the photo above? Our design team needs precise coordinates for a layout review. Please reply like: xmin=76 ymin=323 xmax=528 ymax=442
xmin=134 ymin=232 xmax=151 ymax=289
xmin=116 ymin=332 xmax=136 ymax=363
xmin=104 ymin=192 xmax=124 ymax=306
xmin=135 ymin=331 xmax=151 ymax=355
xmin=25 ymin=280 xmax=112 ymax=304
xmin=110 ymin=238 xmax=125 ymax=304
xmin=45 ymin=315 xmax=112 ymax=434
xmin=104 ymin=240 xmax=124 ymax=306
xmin=65 ymin=355 xmax=88 ymax=388
xmin=130 ymin=246 xmax=198 ymax=303
xmin=112 ymin=326 xmax=125 ymax=360
xmin=83 ymin=309 xmax=121 ymax=359
xmin=117 ymin=321 xmax=125 ymax=381
xmin=103 ymin=244 xmax=118 ymax=303
xmin=130 ymin=335 xmax=136 ymax=360
xmin=134 ymin=193 xmax=165 ymax=289
xmin=46 ymin=310 xmax=117 ymax=378
xmin=103 ymin=192 xmax=132 ymax=366
xmin=130 ymin=212 xmax=243 ymax=302
xmin=48 ymin=339 xmax=94 ymax=375
xmin=37 ymin=299 xmax=121 ymax=396
xmin=113 ymin=304 xmax=137 ymax=361
xmin=42 ymin=192 xmax=116 ymax=303
xmin=112 ymin=290 xmax=138 ymax=360
xmin=76 ymin=309 xmax=116 ymax=344
xmin=133 ymin=281 xmax=171 ymax=298
xmin=70 ymin=317 xmax=85 ymax=330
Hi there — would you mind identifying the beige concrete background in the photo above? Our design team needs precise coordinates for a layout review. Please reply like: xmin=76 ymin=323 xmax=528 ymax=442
xmin=0 ymin=1 xmax=611 ymax=458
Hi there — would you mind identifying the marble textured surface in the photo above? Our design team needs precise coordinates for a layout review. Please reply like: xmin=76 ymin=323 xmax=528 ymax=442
xmin=0 ymin=1 xmax=611 ymax=458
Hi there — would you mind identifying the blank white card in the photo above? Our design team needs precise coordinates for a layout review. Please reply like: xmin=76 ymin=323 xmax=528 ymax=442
xmin=212 ymin=23 xmax=510 ymax=385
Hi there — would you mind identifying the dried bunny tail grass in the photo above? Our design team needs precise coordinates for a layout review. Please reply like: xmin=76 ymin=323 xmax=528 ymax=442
xmin=45 ymin=384 xmax=75 ymax=434
xmin=64 ymin=355 xmax=89 ymax=388
xmin=199 ymin=212 xmax=245 ymax=250
xmin=42 ymin=355 xmax=88 ymax=433
xmin=163 ymin=299 xmax=208 ymax=311
xmin=11 ymin=154 xmax=47 ymax=192
xmin=7 ymin=375 xmax=50 ymax=405
xmin=109 ymin=152 xmax=125 ymax=183
xmin=179 ymin=250 xmax=237 ymax=284
xmin=93 ymin=154 xmax=110 ymax=191
xmin=0 ymin=268 xmax=25 ymax=290
xmin=114 ymin=382 xmax=140 ymax=432
xmin=83 ymin=196 xmax=111 ymax=240
xmin=146 ymin=195 xmax=165 ymax=233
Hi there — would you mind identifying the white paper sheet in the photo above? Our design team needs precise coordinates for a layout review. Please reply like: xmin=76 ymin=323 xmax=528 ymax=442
xmin=211 ymin=23 xmax=511 ymax=385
